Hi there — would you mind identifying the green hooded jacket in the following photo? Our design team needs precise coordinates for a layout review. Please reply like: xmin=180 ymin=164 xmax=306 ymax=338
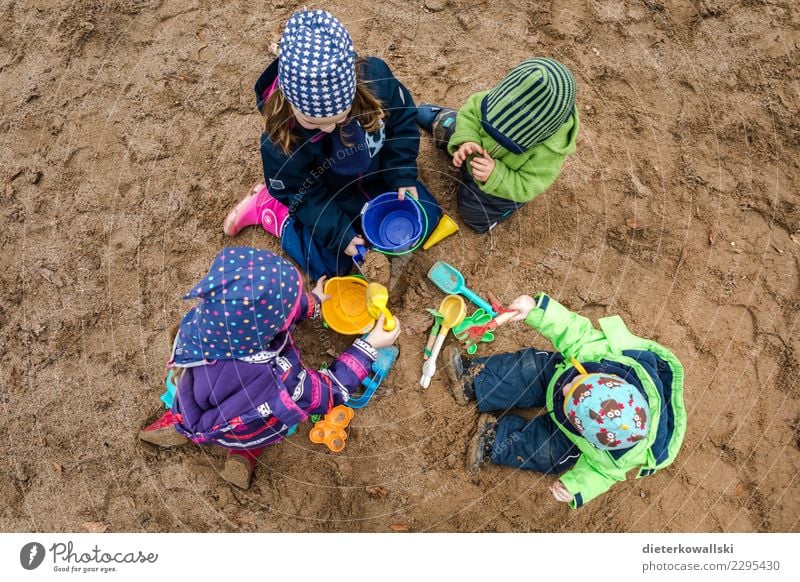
xmin=447 ymin=91 xmax=579 ymax=203
xmin=524 ymin=294 xmax=687 ymax=508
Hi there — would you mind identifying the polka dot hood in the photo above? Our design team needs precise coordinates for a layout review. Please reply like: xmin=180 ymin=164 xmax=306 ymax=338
xmin=171 ymin=247 xmax=303 ymax=366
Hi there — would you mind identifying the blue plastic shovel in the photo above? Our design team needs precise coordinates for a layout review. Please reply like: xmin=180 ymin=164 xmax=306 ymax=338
xmin=427 ymin=261 xmax=496 ymax=317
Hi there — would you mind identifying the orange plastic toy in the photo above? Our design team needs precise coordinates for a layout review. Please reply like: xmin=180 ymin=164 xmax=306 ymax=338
xmin=309 ymin=405 xmax=354 ymax=453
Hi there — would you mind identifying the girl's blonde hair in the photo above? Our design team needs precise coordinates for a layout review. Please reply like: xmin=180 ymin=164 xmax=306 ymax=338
xmin=264 ymin=60 xmax=386 ymax=154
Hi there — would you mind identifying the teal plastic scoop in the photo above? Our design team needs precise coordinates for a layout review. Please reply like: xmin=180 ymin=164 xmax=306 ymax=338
xmin=427 ymin=261 xmax=496 ymax=316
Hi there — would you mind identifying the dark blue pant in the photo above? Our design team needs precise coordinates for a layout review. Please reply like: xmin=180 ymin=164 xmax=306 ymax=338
xmin=471 ymin=348 xmax=580 ymax=473
xmin=433 ymin=109 xmax=525 ymax=233
xmin=455 ymin=167 xmax=526 ymax=234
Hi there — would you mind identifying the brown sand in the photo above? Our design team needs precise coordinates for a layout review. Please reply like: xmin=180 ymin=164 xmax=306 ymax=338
xmin=1 ymin=0 xmax=799 ymax=532
xmin=361 ymin=251 xmax=391 ymax=287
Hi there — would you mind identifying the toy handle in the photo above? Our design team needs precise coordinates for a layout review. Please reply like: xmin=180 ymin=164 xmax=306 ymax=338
xmin=424 ymin=315 xmax=443 ymax=359
xmin=348 ymin=345 xmax=398 ymax=409
xmin=353 ymin=245 xmax=369 ymax=265
xmin=424 ymin=329 xmax=436 ymax=359
xmin=348 ymin=377 xmax=379 ymax=409
xmin=461 ymin=288 xmax=496 ymax=317
xmin=420 ymin=332 xmax=446 ymax=388
xmin=492 ymin=311 xmax=516 ymax=327
xmin=381 ymin=308 xmax=397 ymax=331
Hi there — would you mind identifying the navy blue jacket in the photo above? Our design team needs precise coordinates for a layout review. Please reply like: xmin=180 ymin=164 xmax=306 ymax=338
xmin=255 ymin=57 xmax=420 ymax=250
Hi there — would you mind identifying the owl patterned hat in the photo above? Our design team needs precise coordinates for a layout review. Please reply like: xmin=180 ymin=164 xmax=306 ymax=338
xmin=563 ymin=362 xmax=649 ymax=451
xmin=278 ymin=9 xmax=357 ymax=118
xmin=171 ymin=247 xmax=303 ymax=366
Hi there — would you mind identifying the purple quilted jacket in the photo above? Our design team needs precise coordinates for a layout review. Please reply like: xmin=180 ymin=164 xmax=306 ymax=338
xmin=172 ymin=292 xmax=377 ymax=449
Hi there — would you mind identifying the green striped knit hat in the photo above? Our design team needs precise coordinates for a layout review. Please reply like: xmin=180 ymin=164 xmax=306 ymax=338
xmin=480 ymin=58 xmax=576 ymax=154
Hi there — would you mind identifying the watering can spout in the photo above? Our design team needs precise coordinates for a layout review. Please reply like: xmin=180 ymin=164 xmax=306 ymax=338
xmin=366 ymin=282 xmax=396 ymax=331
xmin=378 ymin=306 xmax=396 ymax=330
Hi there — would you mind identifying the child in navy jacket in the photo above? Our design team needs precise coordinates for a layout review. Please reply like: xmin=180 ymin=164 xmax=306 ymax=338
xmin=223 ymin=9 xmax=441 ymax=279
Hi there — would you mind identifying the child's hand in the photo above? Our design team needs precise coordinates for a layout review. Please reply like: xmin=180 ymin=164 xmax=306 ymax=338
xmin=364 ymin=314 xmax=401 ymax=349
xmin=311 ymin=276 xmax=331 ymax=303
xmin=508 ymin=295 xmax=537 ymax=321
xmin=397 ymin=186 xmax=418 ymax=201
xmin=550 ymin=480 xmax=574 ymax=503
xmin=452 ymin=142 xmax=483 ymax=168
xmin=470 ymin=151 xmax=495 ymax=182
xmin=344 ymin=235 xmax=366 ymax=257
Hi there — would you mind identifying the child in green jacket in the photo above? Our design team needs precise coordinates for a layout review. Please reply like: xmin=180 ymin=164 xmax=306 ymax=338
xmin=418 ymin=58 xmax=579 ymax=233
xmin=444 ymin=293 xmax=686 ymax=508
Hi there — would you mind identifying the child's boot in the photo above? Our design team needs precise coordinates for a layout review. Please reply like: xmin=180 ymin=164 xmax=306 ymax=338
xmin=223 ymin=184 xmax=289 ymax=238
xmin=416 ymin=103 xmax=443 ymax=132
xmin=220 ymin=448 xmax=264 ymax=490
xmin=443 ymin=346 xmax=475 ymax=406
xmin=467 ymin=414 xmax=497 ymax=472
xmin=138 ymin=411 xmax=189 ymax=447
xmin=417 ymin=104 xmax=458 ymax=150
xmin=432 ymin=108 xmax=457 ymax=149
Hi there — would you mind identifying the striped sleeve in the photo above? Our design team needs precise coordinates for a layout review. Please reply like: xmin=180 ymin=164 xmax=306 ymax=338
xmin=304 ymin=340 xmax=377 ymax=413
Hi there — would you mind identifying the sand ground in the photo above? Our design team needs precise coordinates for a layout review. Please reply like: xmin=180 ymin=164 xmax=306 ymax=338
xmin=1 ymin=0 xmax=799 ymax=532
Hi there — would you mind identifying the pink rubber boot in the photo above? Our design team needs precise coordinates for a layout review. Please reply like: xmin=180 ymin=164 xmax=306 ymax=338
xmin=223 ymin=184 xmax=289 ymax=238
xmin=138 ymin=411 xmax=188 ymax=447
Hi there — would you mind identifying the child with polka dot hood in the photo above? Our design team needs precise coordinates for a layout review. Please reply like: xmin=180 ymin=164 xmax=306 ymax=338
xmin=445 ymin=293 xmax=686 ymax=508
xmin=139 ymin=247 xmax=400 ymax=489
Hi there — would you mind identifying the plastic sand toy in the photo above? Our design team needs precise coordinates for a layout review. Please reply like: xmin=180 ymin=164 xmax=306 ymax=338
xmin=360 ymin=192 xmax=426 ymax=254
xmin=321 ymin=276 xmax=376 ymax=335
xmin=424 ymin=308 xmax=444 ymax=359
xmin=347 ymin=345 xmax=399 ymax=409
xmin=365 ymin=282 xmax=396 ymax=331
xmin=453 ymin=293 xmax=517 ymax=354
xmin=453 ymin=308 xmax=495 ymax=354
xmin=420 ymin=295 xmax=466 ymax=388
xmin=427 ymin=261 xmax=495 ymax=316
xmin=309 ymin=405 xmax=354 ymax=453
xmin=422 ymin=214 xmax=459 ymax=250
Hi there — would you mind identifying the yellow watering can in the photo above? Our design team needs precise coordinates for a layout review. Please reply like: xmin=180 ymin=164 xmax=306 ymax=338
xmin=366 ymin=282 xmax=396 ymax=331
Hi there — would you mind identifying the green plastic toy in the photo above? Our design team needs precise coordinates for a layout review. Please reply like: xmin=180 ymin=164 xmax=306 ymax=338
xmin=423 ymin=308 xmax=444 ymax=359
xmin=453 ymin=308 xmax=492 ymax=336
xmin=453 ymin=308 xmax=496 ymax=354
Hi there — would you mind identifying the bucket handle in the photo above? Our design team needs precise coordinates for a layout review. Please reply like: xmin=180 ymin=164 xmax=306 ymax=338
xmin=352 ymin=245 xmax=369 ymax=275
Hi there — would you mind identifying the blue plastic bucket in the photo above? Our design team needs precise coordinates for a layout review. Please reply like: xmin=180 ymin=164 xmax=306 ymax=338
xmin=360 ymin=192 xmax=424 ymax=254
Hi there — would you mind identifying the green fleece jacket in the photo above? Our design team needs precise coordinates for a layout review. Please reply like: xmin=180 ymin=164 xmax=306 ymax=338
xmin=447 ymin=91 xmax=579 ymax=203
xmin=524 ymin=294 xmax=687 ymax=509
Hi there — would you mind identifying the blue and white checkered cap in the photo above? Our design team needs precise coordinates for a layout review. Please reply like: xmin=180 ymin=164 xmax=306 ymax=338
xmin=278 ymin=10 xmax=356 ymax=118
